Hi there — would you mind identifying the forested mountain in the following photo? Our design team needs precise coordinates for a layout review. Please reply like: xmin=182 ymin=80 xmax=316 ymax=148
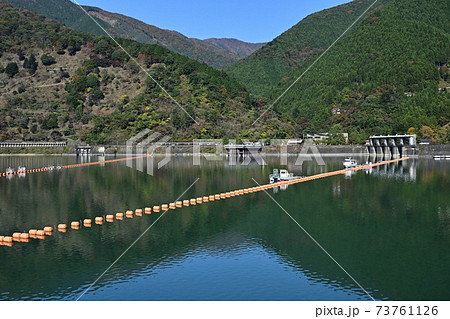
xmin=263 ymin=0 xmax=450 ymax=142
xmin=0 ymin=4 xmax=292 ymax=143
xmin=0 ymin=0 xmax=448 ymax=145
xmin=0 ymin=0 xmax=261 ymax=69
xmin=226 ymin=0 xmax=390 ymax=95
xmin=0 ymin=0 xmax=110 ymax=35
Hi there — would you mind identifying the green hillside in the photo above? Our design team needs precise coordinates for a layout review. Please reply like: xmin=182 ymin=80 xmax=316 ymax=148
xmin=226 ymin=0 xmax=388 ymax=96
xmin=0 ymin=4 xmax=291 ymax=144
xmin=266 ymin=0 xmax=450 ymax=141
xmin=0 ymin=0 xmax=110 ymax=35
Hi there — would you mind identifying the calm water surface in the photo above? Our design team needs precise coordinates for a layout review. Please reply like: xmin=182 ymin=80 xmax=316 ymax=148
xmin=0 ymin=155 xmax=448 ymax=300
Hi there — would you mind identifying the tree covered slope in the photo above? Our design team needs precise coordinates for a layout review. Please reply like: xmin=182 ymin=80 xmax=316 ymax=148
xmin=0 ymin=4 xmax=292 ymax=143
xmin=266 ymin=0 xmax=449 ymax=141
xmin=226 ymin=0 xmax=388 ymax=96
xmin=0 ymin=0 xmax=110 ymax=35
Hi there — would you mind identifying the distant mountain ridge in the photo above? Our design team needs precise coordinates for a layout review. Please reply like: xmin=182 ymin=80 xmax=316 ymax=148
xmin=203 ymin=38 xmax=266 ymax=57
xmin=82 ymin=5 xmax=242 ymax=69
xmin=0 ymin=0 xmax=263 ymax=69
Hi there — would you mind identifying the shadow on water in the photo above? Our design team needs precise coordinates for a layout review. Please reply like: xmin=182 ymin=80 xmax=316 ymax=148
xmin=0 ymin=156 xmax=449 ymax=300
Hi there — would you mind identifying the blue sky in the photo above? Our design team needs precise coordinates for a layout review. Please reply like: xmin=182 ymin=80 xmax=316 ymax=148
xmin=78 ymin=0 xmax=349 ymax=43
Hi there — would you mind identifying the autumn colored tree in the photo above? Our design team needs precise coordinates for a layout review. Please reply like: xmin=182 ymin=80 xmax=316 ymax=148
xmin=419 ymin=126 xmax=434 ymax=141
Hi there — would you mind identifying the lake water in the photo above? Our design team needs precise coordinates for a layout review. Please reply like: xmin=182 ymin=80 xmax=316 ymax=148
xmin=0 ymin=155 xmax=449 ymax=301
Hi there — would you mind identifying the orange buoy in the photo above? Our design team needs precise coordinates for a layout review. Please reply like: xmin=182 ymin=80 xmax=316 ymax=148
xmin=36 ymin=230 xmax=45 ymax=236
xmin=12 ymin=232 xmax=21 ymax=239
xmin=169 ymin=203 xmax=176 ymax=209
xmin=4 ymin=236 xmax=13 ymax=243
xmin=29 ymin=229 xmax=38 ymax=236
xmin=71 ymin=221 xmax=80 ymax=228
xmin=190 ymin=199 xmax=196 ymax=205
xmin=83 ymin=219 xmax=92 ymax=225
xmin=161 ymin=204 xmax=169 ymax=210
xmin=0 ymin=236 xmax=4 ymax=242
xmin=225 ymin=192 xmax=231 ymax=198
xmin=230 ymin=191 xmax=235 ymax=197
xmin=116 ymin=212 xmax=124 ymax=219
xmin=220 ymin=193 xmax=226 ymax=199
xmin=196 ymin=197 xmax=203 ymax=204
xmin=95 ymin=217 xmax=103 ymax=222
xmin=145 ymin=207 xmax=152 ymax=214
xmin=183 ymin=200 xmax=190 ymax=206
xmin=214 ymin=194 xmax=220 ymax=200
xmin=106 ymin=214 xmax=114 ymax=220
xmin=20 ymin=233 xmax=29 ymax=240
xmin=126 ymin=210 xmax=134 ymax=218
xmin=176 ymin=201 xmax=182 ymax=207
xmin=203 ymin=196 xmax=209 ymax=202
xmin=135 ymin=209 xmax=143 ymax=216
xmin=209 ymin=195 xmax=215 ymax=201
xmin=153 ymin=206 xmax=160 ymax=212
xmin=244 ymin=189 xmax=249 ymax=194
xmin=44 ymin=226 xmax=53 ymax=232
xmin=58 ymin=224 xmax=67 ymax=229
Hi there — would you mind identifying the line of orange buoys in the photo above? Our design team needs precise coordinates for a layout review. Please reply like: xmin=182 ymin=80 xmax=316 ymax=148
xmin=0 ymin=154 xmax=153 ymax=178
xmin=0 ymin=157 xmax=409 ymax=247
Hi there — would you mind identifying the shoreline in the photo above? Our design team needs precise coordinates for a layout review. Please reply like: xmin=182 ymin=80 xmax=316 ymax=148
xmin=0 ymin=143 xmax=448 ymax=157
xmin=0 ymin=153 xmax=447 ymax=158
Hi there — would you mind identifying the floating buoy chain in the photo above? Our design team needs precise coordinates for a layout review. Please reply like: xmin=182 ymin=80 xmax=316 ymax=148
xmin=0 ymin=157 xmax=408 ymax=246
xmin=0 ymin=154 xmax=154 ymax=178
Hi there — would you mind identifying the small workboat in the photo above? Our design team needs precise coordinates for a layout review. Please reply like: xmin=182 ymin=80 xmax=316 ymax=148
xmin=6 ymin=167 xmax=14 ymax=174
xmin=269 ymin=169 xmax=300 ymax=183
xmin=343 ymin=157 xmax=357 ymax=168
xmin=18 ymin=165 xmax=26 ymax=172
xmin=433 ymin=155 xmax=450 ymax=160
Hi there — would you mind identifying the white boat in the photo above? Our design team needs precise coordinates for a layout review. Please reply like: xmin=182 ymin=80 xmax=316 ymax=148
xmin=343 ymin=157 xmax=358 ymax=168
xmin=433 ymin=155 xmax=450 ymax=160
xmin=269 ymin=169 xmax=300 ymax=183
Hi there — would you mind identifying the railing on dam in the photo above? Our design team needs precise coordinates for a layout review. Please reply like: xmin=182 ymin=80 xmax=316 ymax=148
xmin=0 ymin=142 xmax=67 ymax=148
